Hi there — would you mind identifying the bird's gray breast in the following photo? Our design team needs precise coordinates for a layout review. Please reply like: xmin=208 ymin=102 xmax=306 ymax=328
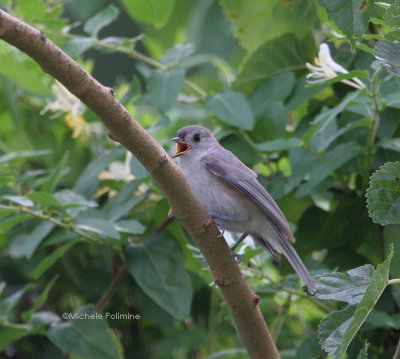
xmin=178 ymin=154 xmax=251 ymax=231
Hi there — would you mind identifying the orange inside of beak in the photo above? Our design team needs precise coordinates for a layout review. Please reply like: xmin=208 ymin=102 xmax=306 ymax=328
xmin=173 ymin=142 xmax=190 ymax=157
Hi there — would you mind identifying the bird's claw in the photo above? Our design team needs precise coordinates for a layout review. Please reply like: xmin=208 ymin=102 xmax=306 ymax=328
xmin=232 ymin=252 xmax=242 ymax=264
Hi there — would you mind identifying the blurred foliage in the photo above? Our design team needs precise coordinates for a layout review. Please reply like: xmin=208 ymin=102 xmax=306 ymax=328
xmin=0 ymin=0 xmax=400 ymax=358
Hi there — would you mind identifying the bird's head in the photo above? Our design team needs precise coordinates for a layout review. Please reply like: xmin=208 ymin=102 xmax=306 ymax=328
xmin=171 ymin=125 xmax=217 ymax=157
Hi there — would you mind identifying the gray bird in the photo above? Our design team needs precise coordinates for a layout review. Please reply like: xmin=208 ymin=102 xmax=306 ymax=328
xmin=172 ymin=125 xmax=316 ymax=295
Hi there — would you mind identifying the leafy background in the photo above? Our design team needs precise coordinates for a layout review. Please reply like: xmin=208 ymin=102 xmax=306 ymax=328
xmin=0 ymin=0 xmax=400 ymax=358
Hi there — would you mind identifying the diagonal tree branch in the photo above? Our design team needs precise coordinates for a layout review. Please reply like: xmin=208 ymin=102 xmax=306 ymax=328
xmin=0 ymin=10 xmax=280 ymax=359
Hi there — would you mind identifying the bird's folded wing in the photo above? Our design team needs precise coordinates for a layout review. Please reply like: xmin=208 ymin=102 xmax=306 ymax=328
xmin=201 ymin=150 xmax=295 ymax=243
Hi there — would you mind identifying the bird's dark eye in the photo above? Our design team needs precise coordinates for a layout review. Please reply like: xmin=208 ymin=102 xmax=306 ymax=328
xmin=193 ymin=133 xmax=201 ymax=142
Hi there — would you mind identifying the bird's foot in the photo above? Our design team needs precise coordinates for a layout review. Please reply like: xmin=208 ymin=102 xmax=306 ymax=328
xmin=209 ymin=212 xmax=236 ymax=238
xmin=232 ymin=251 xmax=242 ymax=264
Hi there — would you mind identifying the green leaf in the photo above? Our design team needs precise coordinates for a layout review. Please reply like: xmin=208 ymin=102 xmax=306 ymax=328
xmin=130 ymin=154 xmax=149 ymax=180
xmin=75 ymin=218 xmax=120 ymax=240
xmin=114 ymin=220 xmax=145 ymax=235
xmin=249 ymin=73 xmax=295 ymax=119
xmin=103 ymin=181 xmax=142 ymax=222
xmin=84 ymin=5 xmax=119 ymax=37
xmin=32 ymin=239 xmax=79 ymax=280
xmin=206 ymin=89 xmax=254 ymax=130
xmin=378 ymin=138 xmax=400 ymax=152
xmin=160 ymin=43 xmax=195 ymax=67
xmin=256 ymin=138 xmax=302 ymax=152
xmin=234 ymin=34 xmax=309 ymax=90
xmin=365 ymin=310 xmax=400 ymax=329
xmin=317 ymin=0 xmax=374 ymax=39
xmin=366 ymin=161 xmax=400 ymax=225
xmin=147 ymin=69 xmax=185 ymax=113
xmin=0 ymin=55 xmax=49 ymax=94
xmin=126 ymin=234 xmax=192 ymax=320
xmin=318 ymin=305 xmax=357 ymax=359
xmin=26 ymin=192 xmax=63 ymax=208
xmin=2 ymin=195 xmax=34 ymax=207
xmin=123 ymin=0 xmax=176 ymax=28
xmin=384 ymin=1 xmax=400 ymax=27
xmin=54 ymin=190 xmax=98 ymax=209
xmin=64 ymin=37 xmax=95 ymax=58
xmin=21 ymin=276 xmax=58 ymax=322
xmin=47 ymin=304 xmax=123 ymax=359
xmin=74 ymin=146 xmax=126 ymax=197
xmin=318 ymin=245 xmax=394 ymax=359
xmin=314 ymin=265 xmax=374 ymax=304
xmin=298 ymin=143 xmax=362 ymax=195
xmin=0 ymin=214 xmax=31 ymax=235
xmin=0 ymin=284 xmax=34 ymax=321
xmin=375 ymin=40 xmax=400 ymax=76
xmin=220 ymin=0 xmax=317 ymax=53
xmin=0 ymin=150 xmax=50 ymax=164
xmin=339 ymin=244 xmax=394 ymax=358
xmin=31 ymin=311 xmax=61 ymax=327
xmin=9 ymin=222 xmax=55 ymax=259
xmin=0 ymin=328 xmax=31 ymax=351
xmin=356 ymin=341 xmax=369 ymax=359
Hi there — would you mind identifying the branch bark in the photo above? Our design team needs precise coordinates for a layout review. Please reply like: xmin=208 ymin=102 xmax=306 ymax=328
xmin=0 ymin=10 xmax=280 ymax=359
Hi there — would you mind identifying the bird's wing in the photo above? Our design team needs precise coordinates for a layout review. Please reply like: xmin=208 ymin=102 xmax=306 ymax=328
xmin=201 ymin=148 xmax=295 ymax=243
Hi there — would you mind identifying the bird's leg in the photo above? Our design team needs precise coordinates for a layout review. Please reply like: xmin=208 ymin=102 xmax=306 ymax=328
xmin=209 ymin=212 xmax=237 ymax=238
xmin=229 ymin=232 xmax=248 ymax=263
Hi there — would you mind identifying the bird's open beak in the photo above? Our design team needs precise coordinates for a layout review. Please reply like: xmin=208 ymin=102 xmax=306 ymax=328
xmin=171 ymin=136 xmax=190 ymax=157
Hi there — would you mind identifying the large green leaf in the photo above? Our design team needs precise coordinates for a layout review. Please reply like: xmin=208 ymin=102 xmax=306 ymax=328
xmin=147 ymin=69 xmax=185 ymax=113
xmin=126 ymin=234 xmax=192 ymax=320
xmin=318 ymin=245 xmax=394 ymax=359
xmin=26 ymin=192 xmax=63 ymax=208
xmin=220 ymin=0 xmax=317 ymax=53
xmin=0 ymin=284 xmax=34 ymax=322
xmin=375 ymin=40 xmax=400 ymax=77
xmin=75 ymin=217 xmax=120 ymax=240
xmin=366 ymin=161 xmax=400 ymax=225
xmin=234 ymin=34 xmax=309 ymax=91
xmin=32 ymin=239 xmax=80 ymax=280
xmin=205 ymin=89 xmax=254 ymax=130
xmin=47 ymin=304 xmax=123 ymax=359
xmin=314 ymin=265 xmax=374 ymax=304
xmin=384 ymin=2 xmax=400 ymax=27
xmin=123 ymin=0 xmax=176 ymax=28
xmin=297 ymin=143 xmax=362 ymax=195
xmin=317 ymin=0 xmax=374 ymax=39
xmin=9 ymin=222 xmax=55 ymax=259
xmin=84 ymin=5 xmax=119 ymax=37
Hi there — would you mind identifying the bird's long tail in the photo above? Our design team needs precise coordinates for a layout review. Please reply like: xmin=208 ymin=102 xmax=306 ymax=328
xmin=255 ymin=234 xmax=316 ymax=295
xmin=278 ymin=237 xmax=316 ymax=295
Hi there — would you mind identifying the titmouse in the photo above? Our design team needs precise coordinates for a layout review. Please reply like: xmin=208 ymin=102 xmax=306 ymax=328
xmin=172 ymin=125 xmax=316 ymax=295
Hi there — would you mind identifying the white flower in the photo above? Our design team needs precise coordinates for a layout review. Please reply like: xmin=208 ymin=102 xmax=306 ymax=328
xmin=99 ymin=151 xmax=134 ymax=182
xmin=306 ymin=43 xmax=365 ymax=90
xmin=41 ymin=81 xmax=90 ymax=138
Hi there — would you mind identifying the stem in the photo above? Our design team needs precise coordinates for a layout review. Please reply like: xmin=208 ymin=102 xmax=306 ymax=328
xmin=271 ymin=295 xmax=291 ymax=341
xmin=96 ymin=265 xmax=129 ymax=311
xmin=0 ymin=204 xmax=111 ymax=247
xmin=388 ymin=278 xmax=400 ymax=286
xmin=363 ymin=66 xmax=383 ymax=188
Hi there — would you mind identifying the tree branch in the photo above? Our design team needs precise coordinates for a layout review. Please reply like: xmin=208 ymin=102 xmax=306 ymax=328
xmin=0 ymin=10 xmax=280 ymax=359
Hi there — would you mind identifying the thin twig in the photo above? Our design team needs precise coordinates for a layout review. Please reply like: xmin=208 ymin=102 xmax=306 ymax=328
xmin=96 ymin=265 xmax=129 ymax=311
xmin=0 ymin=204 xmax=110 ymax=246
